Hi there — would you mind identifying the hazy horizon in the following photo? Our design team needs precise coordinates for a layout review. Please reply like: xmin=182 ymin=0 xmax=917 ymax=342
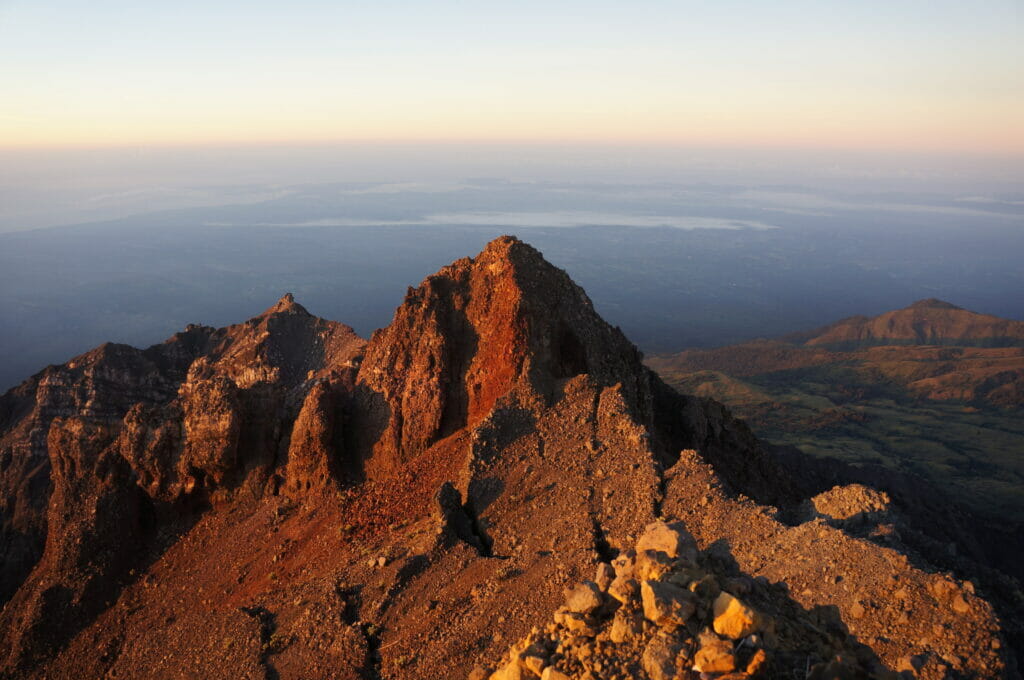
xmin=1 ymin=1 xmax=1022 ymax=387
xmin=3 ymin=142 xmax=1023 ymax=233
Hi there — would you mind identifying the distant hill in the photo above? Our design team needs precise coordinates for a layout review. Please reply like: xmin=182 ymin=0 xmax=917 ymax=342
xmin=786 ymin=298 xmax=1024 ymax=348
xmin=647 ymin=300 xmax=1024 ymax=524
xmin=653 ymin=300 xmax=1024 ymax=409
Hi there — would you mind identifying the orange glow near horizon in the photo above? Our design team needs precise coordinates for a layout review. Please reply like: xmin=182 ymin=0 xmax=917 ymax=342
xmin=3 ymin=106 xmax=1022 ymax=156
xmin=1 ymin=2 xmax=1021 ymax=157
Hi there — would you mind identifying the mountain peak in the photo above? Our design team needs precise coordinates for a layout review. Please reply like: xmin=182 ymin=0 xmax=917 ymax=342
xmin=481 ymin=233 xmax=524 ymax=254
xmin=263 ymin=292 xmax=309 ymax=316
xmin=430 ymin=235 xmax=546 ymax=287
xmin=477 ymin=234 xmax=537 ymax=263
xmin=909 ymin=298 xmax=962 ymax=311
xmin=353 ymin=235 xmax=646 ymax=473
xmin=800 ymin=298 xmax=1024 ymax=348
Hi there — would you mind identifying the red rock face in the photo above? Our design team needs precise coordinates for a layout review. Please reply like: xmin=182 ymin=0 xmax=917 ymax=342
xmin=0 ymin=328 xmax=219 ymax=608
xmin=0 ymin=296 xmax=365 ymax=673
xmin=0 ymin=237 xmax=1014 ymax=679
xmin=283 ymin=379 xmax=349 ymax=500
xmin=1 ymin=416 xmax=147 ymax=671
xmin=354 ymin=236 xmax=648 ymax=477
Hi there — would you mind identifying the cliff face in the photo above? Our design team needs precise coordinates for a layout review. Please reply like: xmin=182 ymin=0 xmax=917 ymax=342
xmin=0 ymin=238 xmax=1014 ymax=679
xmin=0 ymin=298 xmax=364 ymax=671
xmin=352 ymin=236 xmax=650 ymax=475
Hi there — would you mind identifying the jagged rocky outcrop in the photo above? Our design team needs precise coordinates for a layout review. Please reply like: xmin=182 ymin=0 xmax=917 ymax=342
xmin=352 ymin=236 xmax=652 ymax=476
xmin=0 ymin=296 xmax=363 ymax=674
xmin=481 ymin=521 xmax=910 ymax=680
xmin=0 ymin=237 xmax=1016 ymax=679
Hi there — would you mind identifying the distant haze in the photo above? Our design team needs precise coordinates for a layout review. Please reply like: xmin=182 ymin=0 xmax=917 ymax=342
xmin=1 ymin=174 xmax=1022 ymax=391
xmin=2 ymin=143 xmax=1023 ymax=233
xmin=1 ymin=2 xmax=1022 ymax=393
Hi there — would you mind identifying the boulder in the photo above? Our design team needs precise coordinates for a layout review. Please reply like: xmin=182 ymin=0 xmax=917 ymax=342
xmin=564 ymin=581 xmax=603 ymax=615
xmin=433 ymin=482 xmax=484 ymax=551
xmin=609 ymin=607 xmax=643 ymax=643
xmin=641 ymin=580 xmax=696 ymax=626
xmin=595 ymin=562 xmax=615 ymax=591
xmin=611 ymin=550 xmax=636 ymax=579
xmin=608 ymin=575 xmax=639 ymax=604
xmin=540 ymin=668 xmax=570 ymax=680
xmin=693 ymin=630 xmax=736 ymax=674
xmin=636 ymin=520 xmax=696 ymax=560
xmin=642 ymin=634 xmax=683 ymax=680
xmin=522 ymin=654 xmax=545 ymax=676
xmin=713 ymin=591 xmax=764 ymax=640
xmin=634 ymin=549 xmax=674 ymax=580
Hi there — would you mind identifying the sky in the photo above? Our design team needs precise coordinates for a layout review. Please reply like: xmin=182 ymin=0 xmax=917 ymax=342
xmin=1 ymin=0 xmax=1022 ymax=154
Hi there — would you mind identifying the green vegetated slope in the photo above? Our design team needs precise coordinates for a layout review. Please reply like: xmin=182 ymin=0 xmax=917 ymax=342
xmin=648 ymin=300 xmax=1024 ymax=522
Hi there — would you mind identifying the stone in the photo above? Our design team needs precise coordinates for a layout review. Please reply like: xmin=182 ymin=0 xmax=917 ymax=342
xmin=490 ymin=659 xmax=524 ymax=680
xmin=897 ymin=654 xmax=924 ymax=673
xmin=635 ymin=520 xmax=697 ymax=560
xmin=565 ymin=581 xmax=604 ymax=614
xmin=641 ymin=579 xmax=696 ymax=626
xmin=611 ymin=550 xmax=636 ymax=579
xmin=608 ymin=575 xmax=639 ymax=604
xmin=541 ymin=669 xmax=570 ymax=680
xmin=178 ymin=376 xmax=241 ymax=486
xmin=283 ymin=380 xmax=343 ymax=499
xmin=745 ymin=648 xmax=768 ymax=677
xmin=595 ymin=562 xmax=615 ymax=591
xmin=433 ymin=481 xmax=484 ymax=551
xmin=635 ymin=549 xmax=674 ymax=581
xmin=609 ymin=607 xmax=643 ymax=643
xmin=806 ymin=484 xmax=892 ymax=526
xmin=642 ymin=634 xmax=683 ymax=680
xmin=558 ymin=610 xmax=597 ymax=636
xmin=713 ymin=592 xmax=764 ymax=640
xmin=523 ymin=654 xmax=546 ymax=676
xmin=687 ymin=573 xmax=721 ymax=601
xmin=693 ymin=630 xmax=736 ymax=674
xmin=928 ymin=578 xmax=956 ymax=600
xmin=725 ymin=576 xmax=753 ymax=596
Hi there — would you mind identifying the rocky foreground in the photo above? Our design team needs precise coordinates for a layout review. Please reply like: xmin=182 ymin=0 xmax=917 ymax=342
xmin=0 ymin=237 xmax=1017 ymax=679
xmin=482 ymin=519 xmax=980 ymax=680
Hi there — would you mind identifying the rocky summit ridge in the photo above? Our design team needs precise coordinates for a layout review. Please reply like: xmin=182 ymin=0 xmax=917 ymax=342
xmin=0 ymin=236 xmax=1015 ymax=679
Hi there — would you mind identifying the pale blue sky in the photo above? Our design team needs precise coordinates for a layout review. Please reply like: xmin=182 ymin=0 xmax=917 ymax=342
xmin=1 ymin=1 xmax=1021 ymax=151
